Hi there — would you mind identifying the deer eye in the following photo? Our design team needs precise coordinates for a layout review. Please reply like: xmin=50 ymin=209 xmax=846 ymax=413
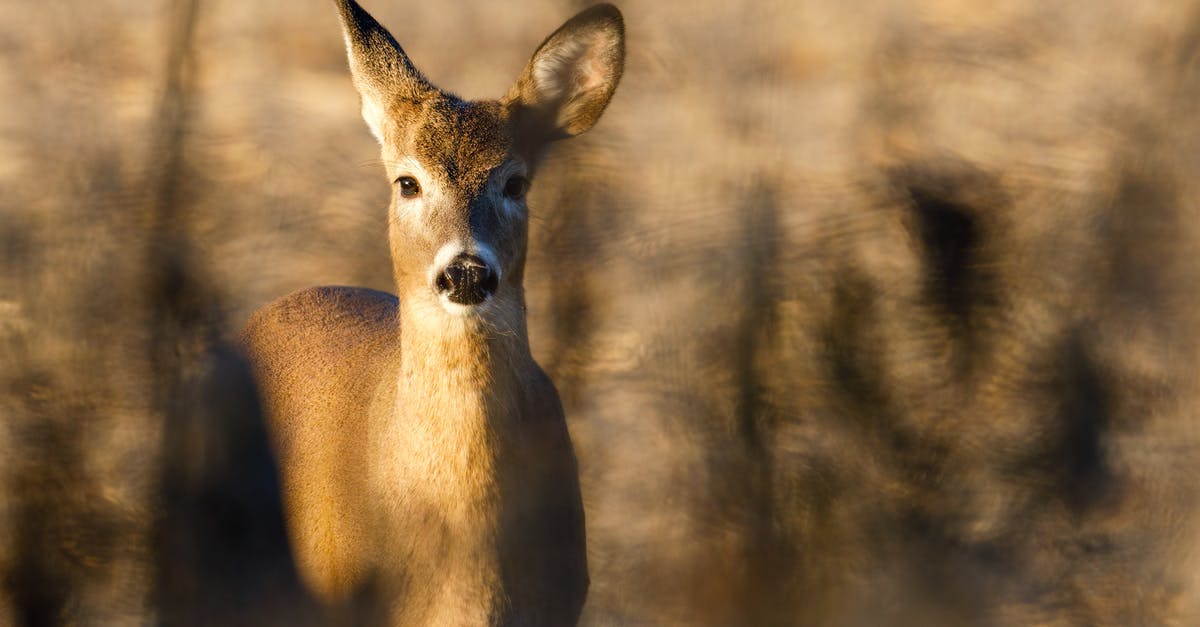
xmin=396 ymin=176 xmax=421 ymax=198
xmin=503 ymin=176 xmax=529 ymax=200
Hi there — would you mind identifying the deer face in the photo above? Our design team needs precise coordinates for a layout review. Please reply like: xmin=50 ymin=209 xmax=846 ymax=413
xmin=335 ymin=0 xmax=624 ymax=319
xmin=378 ymin=98 xmax=529 ymax=317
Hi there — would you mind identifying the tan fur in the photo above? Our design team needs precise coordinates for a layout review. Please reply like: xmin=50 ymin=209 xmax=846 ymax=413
xmin=241 ymin=2 xmax=624 ymax=624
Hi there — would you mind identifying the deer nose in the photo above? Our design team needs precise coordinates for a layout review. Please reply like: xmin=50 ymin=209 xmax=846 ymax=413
xmin=435 ymin=254 xmax=499 ymax=306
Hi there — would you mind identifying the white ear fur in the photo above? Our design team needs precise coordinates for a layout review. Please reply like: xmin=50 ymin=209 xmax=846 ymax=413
xmin=532 ymin=34 xmax=603 ymax=99
xmin=358 ymin=91 xmax=386 ymax=144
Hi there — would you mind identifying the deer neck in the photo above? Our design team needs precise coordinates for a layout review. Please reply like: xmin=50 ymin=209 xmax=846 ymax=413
xmin=364 ymin=297 xmax=530 ymax=586
xmin=387 ymin=296 xmax=534 ymax=488
xmin=369 ymin=298 xmax=535 ymax=615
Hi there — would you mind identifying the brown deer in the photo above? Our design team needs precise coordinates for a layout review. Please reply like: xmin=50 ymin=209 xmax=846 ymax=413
xmin=240 ymin=1 xmax=624 ymax=623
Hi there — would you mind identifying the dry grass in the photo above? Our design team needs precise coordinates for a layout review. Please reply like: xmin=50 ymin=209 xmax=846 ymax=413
xmin=4 ymin=0 xmax=1200 ymax=624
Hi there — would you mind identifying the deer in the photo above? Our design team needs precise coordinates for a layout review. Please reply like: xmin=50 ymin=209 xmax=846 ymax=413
xmin=239 ymin=1 xmax=624 ymax=623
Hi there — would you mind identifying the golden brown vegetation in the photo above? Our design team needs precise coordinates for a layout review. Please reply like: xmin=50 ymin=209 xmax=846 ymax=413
xmin=3 ymin=0 xmax=1200 ymax=624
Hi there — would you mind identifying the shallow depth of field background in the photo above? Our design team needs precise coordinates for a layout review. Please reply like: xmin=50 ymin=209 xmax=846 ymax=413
xmin=4 ymin=0 xmax=1200 ymax=624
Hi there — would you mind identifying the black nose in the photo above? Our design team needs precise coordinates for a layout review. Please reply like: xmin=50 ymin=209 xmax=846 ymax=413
xmin=435 ymin=254 xmax=499 ymax=305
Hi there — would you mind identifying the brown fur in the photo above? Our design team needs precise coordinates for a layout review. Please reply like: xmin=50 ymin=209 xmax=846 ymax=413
xmin=241 ymin=1 xmax=624 ymax=624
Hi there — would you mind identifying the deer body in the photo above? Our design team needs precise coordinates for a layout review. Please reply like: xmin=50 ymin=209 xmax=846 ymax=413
xmin=240 ymin=2 xmax=624 ymax=624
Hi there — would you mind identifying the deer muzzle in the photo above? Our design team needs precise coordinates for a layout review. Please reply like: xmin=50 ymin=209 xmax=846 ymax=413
xmin=435 ymin=253 xmax=499 ymax=306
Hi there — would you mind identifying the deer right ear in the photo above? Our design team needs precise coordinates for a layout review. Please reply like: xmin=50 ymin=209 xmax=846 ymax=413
xmin=334 ymin=0 xmax=434 ymax=143
xmin=505 ymin=4 xmax=625 ymax=149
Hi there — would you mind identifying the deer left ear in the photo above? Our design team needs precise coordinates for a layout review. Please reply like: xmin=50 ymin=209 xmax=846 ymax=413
xmin=505 ymin=4 xmax=625 ymax=147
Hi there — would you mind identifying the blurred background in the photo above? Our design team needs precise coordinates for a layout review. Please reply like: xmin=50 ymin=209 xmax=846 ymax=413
xmin=4 ymin=0 xmax=1200 ymax=624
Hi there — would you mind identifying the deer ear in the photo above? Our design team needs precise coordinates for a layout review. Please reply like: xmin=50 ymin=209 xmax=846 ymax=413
xmin=506 ymin=4 xmax=625 ymax=146
xmin=334 ymin=0 xmax=435 ymax=143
